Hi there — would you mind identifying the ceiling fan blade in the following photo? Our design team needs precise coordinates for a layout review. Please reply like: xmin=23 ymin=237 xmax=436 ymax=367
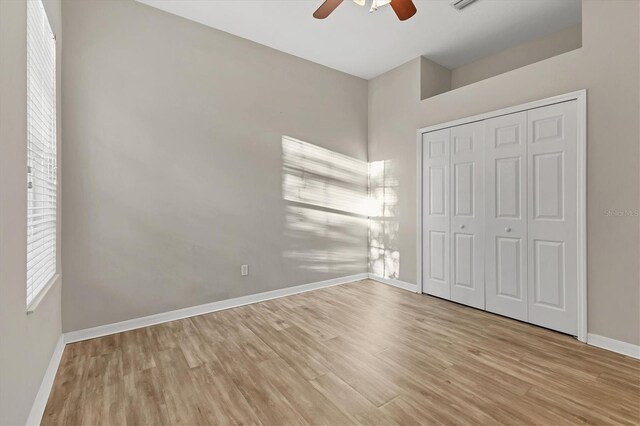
xmin=313 ymin=0 xmax=344 ymax=19
xmin=390 ymin=0 xmax=417 ymax=21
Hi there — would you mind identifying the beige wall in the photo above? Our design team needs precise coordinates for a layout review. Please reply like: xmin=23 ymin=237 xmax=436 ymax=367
xmin=451 ymin=24 xmax=583 ymax=90
xmin=418 ymin=24 xmax=583 ymax=101
xmin=61 ymin=0 xmax=369 ymax=332
xmin=0 ymin=0 xmax=63 ymax=424
xmin=369 ymin=0 xmax=640 ymax=345
xmin=420 ymin=57 xmax=451 ymax=101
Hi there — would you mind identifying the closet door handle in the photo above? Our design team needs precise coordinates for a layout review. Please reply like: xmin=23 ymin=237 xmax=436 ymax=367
xmin=505 ymin=227 xmax=511 ymax=232
xmin=460 ymin=225 xmax=465 ymax=229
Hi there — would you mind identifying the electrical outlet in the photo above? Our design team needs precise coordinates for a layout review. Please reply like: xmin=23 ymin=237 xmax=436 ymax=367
xmin=241 ymin=265 xmax=249 ymax=276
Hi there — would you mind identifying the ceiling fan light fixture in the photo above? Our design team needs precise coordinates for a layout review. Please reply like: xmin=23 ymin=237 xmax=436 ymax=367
xmin=369 ymin=0 xmax=392 ymax=12
xmin=314 ymin=0 xmax=416 ymax=20
xmin=351 ymin=0 xmax=391 ymax=12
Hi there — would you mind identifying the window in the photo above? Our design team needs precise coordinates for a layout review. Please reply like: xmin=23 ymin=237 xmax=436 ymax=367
xmin=26 ymin=0 xmax=57 ymax=307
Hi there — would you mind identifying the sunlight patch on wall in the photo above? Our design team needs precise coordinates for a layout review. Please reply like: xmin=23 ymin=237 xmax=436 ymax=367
xmin=282 ymin=136 xmax=369 ymax=216
xmin=368 ymin=159 xmax=400 ymax=279
xmin=284 ymin=205 xmax=367 ymax=273
xmin=281 ymin=136 xmax=399 ymax=278
xmin=282 ymin=136 xmax=368 ymax=275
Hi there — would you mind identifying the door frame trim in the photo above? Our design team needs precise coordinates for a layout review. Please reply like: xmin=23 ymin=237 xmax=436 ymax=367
xmin=416 ymin=89 xmax=587 ymax=342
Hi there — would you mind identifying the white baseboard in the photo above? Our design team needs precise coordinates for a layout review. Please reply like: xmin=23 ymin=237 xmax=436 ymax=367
xmin=368 ymin=274 xmax=419 ymax=293
xmin=366 ymin=276 xmax=640 ymax=361
xmin=26 ymin=335 xmax=65 ymax=426
xmin=64 ymin=273 xmax=369 ymax=344
xmin=587 ymin=333 xmax=640 ymax=359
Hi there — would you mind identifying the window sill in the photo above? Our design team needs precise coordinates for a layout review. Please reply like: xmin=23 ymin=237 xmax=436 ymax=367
xmin=27 ymin=273 xmax=61 ymax=314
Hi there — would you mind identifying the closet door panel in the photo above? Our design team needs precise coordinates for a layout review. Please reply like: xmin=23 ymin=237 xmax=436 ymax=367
xmin=450 ymin=122 xmax=485 ymax=309
xmin=422 ymin=128 xmax=450 ymax=299
xmin=485 ymin=112 xmax=528 ymax=321
xmin=527 ymin=101 xmax=578 ymax=335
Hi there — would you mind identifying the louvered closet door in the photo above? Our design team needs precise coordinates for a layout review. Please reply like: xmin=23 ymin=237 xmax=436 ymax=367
xmin=422 ymin=128 xmax=450 ymax=299
xmin=450 ymin=122 xmax=485 ymax=309
xmin=484 ymin=112 xmax=528 ymax=321
xmin=527 ymin=101 xmax=578 ymax=335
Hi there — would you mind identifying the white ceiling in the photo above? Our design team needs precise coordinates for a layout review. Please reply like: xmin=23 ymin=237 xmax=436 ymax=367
xmin=137 ymin=0 xmax=582 ymax=80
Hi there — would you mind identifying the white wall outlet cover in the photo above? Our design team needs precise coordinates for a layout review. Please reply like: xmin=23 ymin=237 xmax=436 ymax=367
xmin=241 ymin=265 xmax=249 ymax=276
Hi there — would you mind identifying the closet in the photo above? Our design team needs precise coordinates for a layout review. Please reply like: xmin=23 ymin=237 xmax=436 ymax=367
xmin=421 ymin=98 xmax=583 ymax=336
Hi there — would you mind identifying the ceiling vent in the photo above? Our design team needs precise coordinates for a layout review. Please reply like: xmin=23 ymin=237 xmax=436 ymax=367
xmin=451 ymin=0 xmax=479 ymax=11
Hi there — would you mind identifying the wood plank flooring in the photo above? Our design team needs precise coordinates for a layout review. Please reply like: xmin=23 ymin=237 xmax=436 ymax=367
xmin=43 ymin=280 xmax=640 ymax=425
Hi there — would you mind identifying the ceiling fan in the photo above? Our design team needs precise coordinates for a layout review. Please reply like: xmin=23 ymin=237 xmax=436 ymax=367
xmin=313 ymin=0 xmax=417 ymax=21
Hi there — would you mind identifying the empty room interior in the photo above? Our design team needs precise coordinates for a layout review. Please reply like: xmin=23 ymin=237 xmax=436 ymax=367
xmin=2 ymin=0 xmax=640 ymax=424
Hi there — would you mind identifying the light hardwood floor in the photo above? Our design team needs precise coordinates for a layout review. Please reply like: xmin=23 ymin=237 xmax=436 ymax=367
xmin=43 ymin=280 xmax=640 ymax=425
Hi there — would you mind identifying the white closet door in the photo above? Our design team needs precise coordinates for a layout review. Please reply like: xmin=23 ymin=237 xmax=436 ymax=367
xmin=450 ymin=122 xmax=485 ymax=309
xmin=527 ymin=101 xmax=578 ymax=335
xmin=422 ymin=128 xmax=450 ymax=299
xmin=484 ymin=112 xmax=528 ymax=321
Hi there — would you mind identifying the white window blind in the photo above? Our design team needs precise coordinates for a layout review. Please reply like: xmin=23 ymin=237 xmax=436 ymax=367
xmin=27 ymin=0 xmax=57 ymax=306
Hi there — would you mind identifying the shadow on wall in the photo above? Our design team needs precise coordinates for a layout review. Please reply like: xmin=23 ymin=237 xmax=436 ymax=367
xmin=281 ymin=136 xmax=400 ymax=279
xmin=368 ymin=159 xmax=400 ymax=279
xmin=282 ymin=136 xmax=368 ymax=275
